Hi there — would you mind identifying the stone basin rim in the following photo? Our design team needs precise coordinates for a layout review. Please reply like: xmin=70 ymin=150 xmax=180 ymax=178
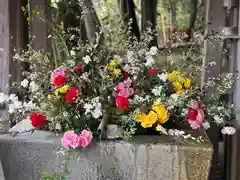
xmin=0 ymin=129 xmax=213 ymax=149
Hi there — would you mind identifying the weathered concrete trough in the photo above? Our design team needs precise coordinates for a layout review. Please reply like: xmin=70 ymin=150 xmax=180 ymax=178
xmin=0 ymin=129 xmax=212 ymax=180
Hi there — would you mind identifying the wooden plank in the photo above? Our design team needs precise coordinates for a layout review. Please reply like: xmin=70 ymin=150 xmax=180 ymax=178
xmin=230 ymin=1 xmax=240 ymax=179
xmin=9 ymin=0 xmax=29 ymax=93
xmin=202 ymin=1 xmax=225 ymax=180
xmin=0 ymin=0 xmax=10 ymax=94
xmin=29 ymin=0 xmax=50 ymax=52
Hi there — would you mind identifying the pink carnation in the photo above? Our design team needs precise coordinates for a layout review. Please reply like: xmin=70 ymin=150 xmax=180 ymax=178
xmin=79 ymin=129 xmax=93 ymax=148
xmin=187 ymin=100 xmax=204 ymax=130
xmin=50 ymin=67 xmax=67 ymax=87
xmin=113 ymin=81 xmax=134 ymax=98
xmin=61 ymin=129 xmax=93 ymax=149
xmin=61 ymin=130 xmax=80 ymax=149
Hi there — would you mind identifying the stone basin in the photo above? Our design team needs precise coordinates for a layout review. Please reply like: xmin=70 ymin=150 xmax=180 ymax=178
xmin=0 ymin=129 xmax=212 ymax=180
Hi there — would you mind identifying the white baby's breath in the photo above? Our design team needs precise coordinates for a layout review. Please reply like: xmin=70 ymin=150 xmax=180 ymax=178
xmin=202 ymin=121 xmax=210 ymax=130
xmin=151 ymin=85 xmax=163 ymax=96
xmin=149 ymin=46 xmax=158 ymax=56
xmin=83 ymin=55 xmax=91 ymax=64
xmin=70 ymin=50 xmax=76 ymax=56
xmin=158 ymin=73 xmax=168 ymax=82
xmin=221 ymin=126 xmax=236 ymax=135
xmin=213 ymin=115 xmax=224 ymax=125
xmin=145 ymin=55 xmax=154 ymax=67
xmin=20 ymin=79 xmax=29 ymax=88
xmin=29 ymin=81 xmax=39 ymax=93
xmin=84 ymin=103 xmax=94 ymax=114
xmin=0 ymin=93 xmax=9 ymax=103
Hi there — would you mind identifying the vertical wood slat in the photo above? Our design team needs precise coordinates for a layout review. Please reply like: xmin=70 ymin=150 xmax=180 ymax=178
xmin=0 ymin=0 xmax=10 ymax=94
xmin=230 ymin=1 xmax=240 ymax=179
xmin=202 ymin=0 xmax=225 ymax=180
xmin=201 ymin=0 xmax=224 ymax=91
xmin=9 ymin=0 xmax=29 ymax=93
xmin=30 ymin=0 xmax=50 ymax=52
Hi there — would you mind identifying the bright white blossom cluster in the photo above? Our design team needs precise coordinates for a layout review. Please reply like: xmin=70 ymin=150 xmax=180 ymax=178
xmin=20 ymin=79 xmax=39 ymax=93
xmin=84 ymin=97 xmax=103 ymax=119
xmin=0 ymin=93 xmax=37 ymax=122
xmin=221 ymin=126 xmax=236 ymax=135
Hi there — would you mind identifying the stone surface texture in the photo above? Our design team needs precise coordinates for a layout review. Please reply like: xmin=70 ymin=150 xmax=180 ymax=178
xmin=0 ymin=130 xmax=212 ymax=180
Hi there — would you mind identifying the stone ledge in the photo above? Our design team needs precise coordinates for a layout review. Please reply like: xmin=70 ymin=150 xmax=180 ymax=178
xmin=0 ymin=130 xmax=212 ymax=180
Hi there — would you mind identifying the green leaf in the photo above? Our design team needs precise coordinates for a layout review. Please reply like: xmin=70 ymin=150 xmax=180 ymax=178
xmin=107 ymin=107 xmax=125 ymax=115
xmin=21 ymin=6 xmax=26 ymax=12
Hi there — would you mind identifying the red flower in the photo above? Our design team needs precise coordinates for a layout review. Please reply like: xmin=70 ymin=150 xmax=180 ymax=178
xmin=147 ymin=68 xmax=153 ymax=77
xmin=122 ymin=71 xmax=129 ymax=79
xmin=65 ymin=88 xmax=79 ymax=103
xmin=148 ymin=68 xmax=158 ymax=77
xmin=30 ymin=112 xmax=47 ymax=129
xmin=54 ymin=75 xmax=65 ymax=87
xmin=153 ymin=68 xmax=159 ymax=73
xmin=116 ymin=96 xmax=129 ymax=110
xmin=73 ymin=65 xmax=83 ymax=73
xmin=187 ymin=108 xmax=198 ymax=121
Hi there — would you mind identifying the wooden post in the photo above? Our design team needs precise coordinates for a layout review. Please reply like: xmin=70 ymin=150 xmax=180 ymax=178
xmin=202 ymin=0 xmax=225 ymax=179
xmin=230 ymin=0 xmax=240 ymax=179
xmin=0 ymin=0 xmax=29 ymax=129
xmin=0 ymin=0 xmax=10 ymax=94
xmin=9 ymin=0 xmax=29 ymax=92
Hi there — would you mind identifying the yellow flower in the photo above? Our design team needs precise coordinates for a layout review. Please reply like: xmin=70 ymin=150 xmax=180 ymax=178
xmin=59 ymin=85 xmax=70 ymax=93
xmin=138 ymin=111 xmax=158 ymax=128
xmin=152 ymin=102 xmax=168 ymax=124
xmin=54 ymin=85 xmax=70 ymax=97
xmin=111 ymin=68 xmax=121 ymax=77
xmin=106 ymin=59 xmax=118 ymax=71
xmin=156 ymin=124 xmax=163 ymax=131
xmin=110 ymin=59 xmax=118 ymax=66
xmin=54 ymin=89 xmax=60 ymax=97
xmin=168 ymin=71 xmax=182 ymax=82
xmin=183 ymin=78 xmax=191 ymax=89
xmin=172 ymin=81 xmax=184 ymax=93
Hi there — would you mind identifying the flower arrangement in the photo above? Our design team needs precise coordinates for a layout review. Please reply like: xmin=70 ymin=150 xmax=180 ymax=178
xmin=1 ymin=39 xmax=235 ymax=150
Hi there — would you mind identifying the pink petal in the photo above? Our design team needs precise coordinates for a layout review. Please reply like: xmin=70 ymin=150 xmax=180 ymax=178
xmin=79 ymin=136 xmax=90 ymax=148
xmin=81 ymin=129 xmax=93 ymax=142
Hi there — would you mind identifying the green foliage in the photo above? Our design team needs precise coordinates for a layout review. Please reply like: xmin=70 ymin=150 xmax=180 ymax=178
xmin=22 ymin=3 xmax=40 ymax=24
xmin=41 ymin=171 xmax=68 ymax=180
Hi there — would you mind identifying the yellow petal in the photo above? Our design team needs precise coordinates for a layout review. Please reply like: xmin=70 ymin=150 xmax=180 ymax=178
xmin=54 ymin=89 xmax=60 ymax=96
xmin=184 ymin=78 xmax=191 ymax=89
xmin=112 ymin=69 xmax=121 ymax=77
xmin=168 ymin=71 xmax=181 ymax=82
xmin=137 ymin=113 xmax=147 ymax=123
xmin=152 ymin=104 xmax=169 ymax=124
xmin=110 ymin=59 xmax=118 ymax=66
xmin=59 ymin=85 xmax=70 ymax=93
xmin=156 ymin=124 xmax=163 ymax=131
xmin=140 ymin=111 xmax=157 ymax=128
xmin=172 ymin=81 xmax=184 ymax=93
